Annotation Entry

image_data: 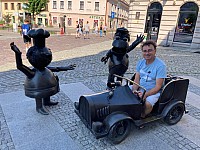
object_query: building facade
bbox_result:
[48,0,129,29]
[128,0,200,49]
[0,0,129,30]
[1,0,24,24]
[0,0,49,27]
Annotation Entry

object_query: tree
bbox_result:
[3,14,12,25]
[23,0,48,24]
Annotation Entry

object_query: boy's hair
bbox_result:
[24,19,29,23]
[141,40,157,50]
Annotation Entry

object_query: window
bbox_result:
[79,19,83,26]
[68,1,72,9]
[53,1,57,9]
[174,2,199,43]
[68,18,72,26]
[135,12,140,20]
[95,2,99,11]
[80,1,84,10]
[17,3,21,10]
[4,3,8,10]
[53,17,57,24]
[60,1,64,9]
[11,3,14,10]
[45,4,48,11]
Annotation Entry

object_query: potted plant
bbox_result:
[0,20,5,27]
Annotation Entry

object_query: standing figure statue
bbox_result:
[10,29,76,115]
[101,27,144,85]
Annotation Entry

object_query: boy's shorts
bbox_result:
[23,35,31,43]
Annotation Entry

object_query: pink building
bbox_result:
[48,0,129,29]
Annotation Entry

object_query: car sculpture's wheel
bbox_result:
[108,119,131,144]
[164,103,184,125]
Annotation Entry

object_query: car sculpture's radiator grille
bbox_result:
[79,97,92,127]
[97,106,110,118]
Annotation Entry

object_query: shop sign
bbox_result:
[111,11,115,19]
[133,2,140,5]
[90,16,101,19]
[39,14,47,17]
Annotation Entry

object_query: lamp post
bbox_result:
[105,0,108,26]
[16,3,19,25]
[49,13,52,26]
[63,15,66,34]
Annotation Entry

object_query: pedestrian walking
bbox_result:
[79,23,83,37]
[103,24,108,36]
[84,21,90,39]
[95,24,98,36]
[99,24,103,37]
[20,19,32,52]
[75,21,80,38]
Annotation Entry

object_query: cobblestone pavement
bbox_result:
[0,30,200,150]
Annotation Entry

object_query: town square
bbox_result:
[0,27,199,150]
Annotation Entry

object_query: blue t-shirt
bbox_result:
[136,57,167,92]
[21,24,31,35]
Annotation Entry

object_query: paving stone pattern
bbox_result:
[0,33,200,149]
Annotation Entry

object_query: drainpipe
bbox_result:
[105,0,108,26]
[163,31,170,47]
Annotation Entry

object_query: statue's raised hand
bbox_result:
[101,56,108,64]
[10,42,22,54]
[136,34,145,43]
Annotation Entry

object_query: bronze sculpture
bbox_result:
[101,27,144,84]
[10,28,76,115]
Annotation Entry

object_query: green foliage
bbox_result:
[0,20,4,24]
[23,0,48,21]
[3,14,12,24]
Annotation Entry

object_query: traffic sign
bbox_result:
[111,12,115,19]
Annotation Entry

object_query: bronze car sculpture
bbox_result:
[74,74,189,144]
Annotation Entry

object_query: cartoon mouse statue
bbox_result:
[10,28,76,115]
[101,27,144,85]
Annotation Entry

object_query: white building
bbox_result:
[128,0,200,49]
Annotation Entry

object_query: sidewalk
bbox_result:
[0,32,200,150]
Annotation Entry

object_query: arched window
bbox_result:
[174,2,199,43]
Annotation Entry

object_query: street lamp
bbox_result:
[16,3,19,25]
[49,13,52,26]
[63,15,66,34]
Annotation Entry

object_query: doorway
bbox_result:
[173,2,199,43]
[144,2,163,42]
